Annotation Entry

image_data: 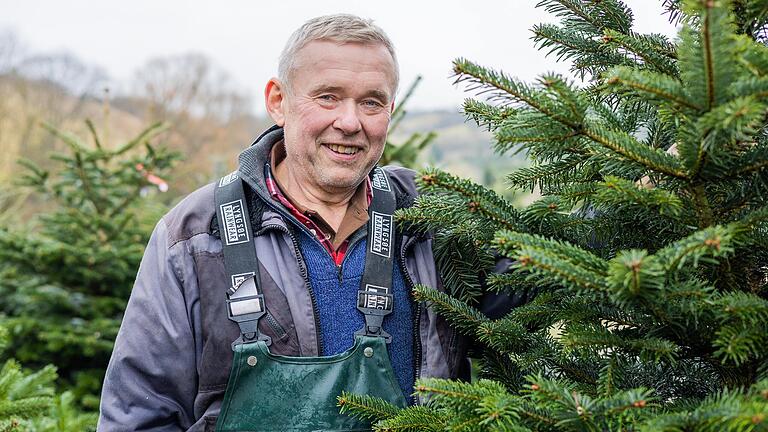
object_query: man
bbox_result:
[98,14,467,431]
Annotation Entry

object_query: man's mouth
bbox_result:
[326,144,360,155]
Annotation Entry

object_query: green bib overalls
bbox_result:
[213,168,407,432]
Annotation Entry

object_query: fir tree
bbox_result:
[0,325,54,432]
[341,0,768,430]
[0,120,180,409]
[0,325,95,431]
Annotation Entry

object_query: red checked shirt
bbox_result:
[264,142,372,266]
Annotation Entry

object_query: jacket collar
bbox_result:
[237,125,284,203]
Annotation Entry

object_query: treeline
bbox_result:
[0,30,271,225]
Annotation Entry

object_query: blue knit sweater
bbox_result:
[298,231,414,400]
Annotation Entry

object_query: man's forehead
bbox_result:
[290,40,397,96]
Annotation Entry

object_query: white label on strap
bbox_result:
[219,199,250,245]
[370,211,393,258]
[231,272,256,292]
[371,168,391,191]
[219,171,239,187]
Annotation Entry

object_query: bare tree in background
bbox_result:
[0,30,110,222]
[1,33,264,207]
[132,53,250,124]
[130,53,258,189]
[0,29,23,73]
[0,30,25,221]
[17,52,108,118]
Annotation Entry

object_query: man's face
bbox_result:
[268,40,396,194]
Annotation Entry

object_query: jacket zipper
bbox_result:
[260,222,324,356]
[265,310,287,340]
[258,194,366,356]
[399,235,422,405]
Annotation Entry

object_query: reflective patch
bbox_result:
[219,199,250,245]
[370,211,393,258]
[229,297,262,316]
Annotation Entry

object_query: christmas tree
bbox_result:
[0,324,96,431]
[340,0,768,430]
[0,121,179,410]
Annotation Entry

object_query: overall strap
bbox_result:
[356,167,397,343]
[214,170,271,349]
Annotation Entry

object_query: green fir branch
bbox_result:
[373,406,445,432]
[713,322,768,366]
[476,318,533,354]
[113,122,169,156]
[462,99,517,132]
[598,356,619,397]
[412,285,489,336]
[603,66,699,110]
[84,119,103,151]
[595,175,684,217]
[733,146,768,176]
[417,168,521,231]
[605,249,666,302]
[453,59,579,127]
[337,392,401,423]
[561,324,680,363]
[433,226,495,302]
[602,29,679,75]
[583,122,689,179]
[655,224,739,271]
[507,155,590,192]
[493,115,582,156]
[494,230,609,275]
[535,0,633,34]
[702,0,718,109]
[532,23,633,79]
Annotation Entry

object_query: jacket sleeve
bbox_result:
[98,220,198,431]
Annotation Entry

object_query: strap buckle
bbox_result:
[227,294,272,349]
[355,286,393,343]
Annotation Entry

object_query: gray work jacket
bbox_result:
[97,127,466,431]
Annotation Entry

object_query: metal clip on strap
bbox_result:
[355,288,394,343]
[227,294,272,349]
[215,171,271,350]
[355,167,397,343]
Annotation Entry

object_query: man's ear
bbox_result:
[265,78,286,127]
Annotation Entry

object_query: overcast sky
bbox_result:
[0,1,678,114]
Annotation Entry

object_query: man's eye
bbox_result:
[362,100,383,108]
[317,95,336,102]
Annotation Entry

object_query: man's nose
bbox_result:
[333,99,362,135]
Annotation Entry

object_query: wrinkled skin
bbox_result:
[265,40,397,227]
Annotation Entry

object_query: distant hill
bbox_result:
[389,109,527,188]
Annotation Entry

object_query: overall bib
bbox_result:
[213,168,407,432]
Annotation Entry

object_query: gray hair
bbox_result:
[278,14,399,93]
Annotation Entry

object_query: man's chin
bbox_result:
[317,171,367,192]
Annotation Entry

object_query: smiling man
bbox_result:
[98,14,466,431]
